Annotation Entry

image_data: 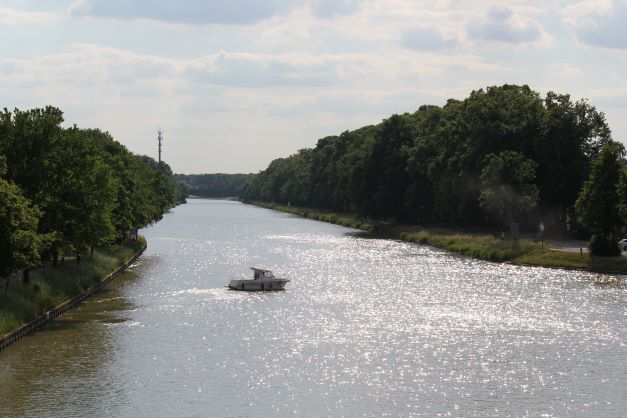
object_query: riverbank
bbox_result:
[0,238,146,339]
[254,202,627,275]
[254,201,375,232]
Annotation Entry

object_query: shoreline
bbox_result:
[251,201,627,275]
[0,239,147,351]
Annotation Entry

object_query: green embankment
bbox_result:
[398,229,541,262]
[255,202,375,232]
[256,202,627,274]
[0,238,145,335]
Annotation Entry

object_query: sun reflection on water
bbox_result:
[0,200,624,417]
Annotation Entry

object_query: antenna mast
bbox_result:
[158,128,163,163]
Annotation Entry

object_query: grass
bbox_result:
[399,229,542,262]
[255,202,375,232]
[399,229,627,273]
[0,238,145,336]
[515,250,627,273]
[253,201,627,274]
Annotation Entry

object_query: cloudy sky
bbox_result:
[1,0,626,173]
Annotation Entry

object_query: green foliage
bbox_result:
[0,240,144,335]
[588,233,621,256]
[44,128,117,253]
[0,106,183,277]
[0,176,41,277]
[245,85,614,234]
[174,173,254,197]
[575,143,626,255]
[479,151,539,225]
[538,93,612,211]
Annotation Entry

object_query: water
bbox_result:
[1,199,625,417]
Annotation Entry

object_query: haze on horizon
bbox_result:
[1,0,626,174]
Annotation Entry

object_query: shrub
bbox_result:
[589,233,621,256]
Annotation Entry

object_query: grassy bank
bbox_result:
[0,238,145,335]
[255,202,375,232]
[401,229,627,273]
[254,202,627,274]
[514,250,627,272]
[399,229,542,262]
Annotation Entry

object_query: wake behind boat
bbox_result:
[228,267,290,291]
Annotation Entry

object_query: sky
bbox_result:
[1,0,626,174]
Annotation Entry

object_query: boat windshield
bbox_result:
[251,268,275,279]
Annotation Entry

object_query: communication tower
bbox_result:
[158,128,163,163]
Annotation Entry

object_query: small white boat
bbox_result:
[228,267,290,291]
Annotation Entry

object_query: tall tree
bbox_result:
[575,143,626,256]
[536,93,612,219]
[362,114,415,219]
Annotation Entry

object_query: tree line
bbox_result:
[243,85,627,255]
[0,106,185,279]
[174,173,254,198]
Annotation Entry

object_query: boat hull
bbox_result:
[228,278,289,291]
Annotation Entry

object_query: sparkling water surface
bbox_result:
[0,199,625,417]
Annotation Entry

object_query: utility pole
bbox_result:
[158,128,163,163]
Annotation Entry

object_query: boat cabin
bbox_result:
[251,267,275,280]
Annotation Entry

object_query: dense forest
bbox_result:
[174,173,254,198]
[244,85,627,247]
[0,106,184,279]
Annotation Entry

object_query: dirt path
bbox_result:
[549,239,589,253]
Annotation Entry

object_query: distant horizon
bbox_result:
[2,1,627,174]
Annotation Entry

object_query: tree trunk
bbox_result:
[22,269,30,285]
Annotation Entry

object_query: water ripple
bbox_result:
[1,199,624,418]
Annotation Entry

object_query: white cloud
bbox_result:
[551,63,584,78]
[400,26,459,51]
[0,42,509,172]
[2,0,626,171]
[467,6,547,44]
[70,0,282,24]
[0,5,56,24]
[68,0,364,25]
[308,0,363,18]
[0,44,178,88]
[562,0,627,50]
[0,44,498,91]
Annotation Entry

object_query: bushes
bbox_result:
[589,233,621,257]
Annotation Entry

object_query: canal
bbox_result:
[0,199,625,416]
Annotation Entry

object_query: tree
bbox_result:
[362,114,415,219]
[535,93,612,223]
[243,84,616,233]
[0,106,64,201]
[0,105,184,272]
[575,143,626,256]
[0,157,41,278]
[479,151,539,226]
[42,129,116,260]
